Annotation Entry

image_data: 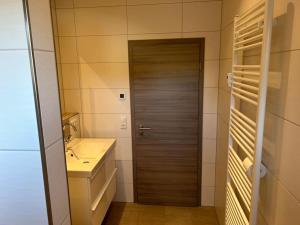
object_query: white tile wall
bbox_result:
[82,114,131,138]
[75,7,127,36]
[183,1,222,32]
[114,138,133,160]
[79,63,129,89]
[203,88,218,114]
[203,114,218,139]
[46,140,70,225]
[55,0,221,205]
[81,89,130,113]
[74,0,126,7]
[0,0,28,49]
[0,151,49,225]
[28,0,55,51]
[62,64,80,89]
[56,9,76,36]
[202,139,217,163]
[34,51,62,148]
[116,160,134,184]
[0,50,40,150]
[77,35,128,63]
[64,89,82,112]
[127,4,182,34]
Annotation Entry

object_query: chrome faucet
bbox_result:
[63,122,78,145]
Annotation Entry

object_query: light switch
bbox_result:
[120,116,127,129]
[119,93,126,100]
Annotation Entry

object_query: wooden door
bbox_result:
[129,39,204,206]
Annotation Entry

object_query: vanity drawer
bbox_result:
[105,150,115,178]
[91,170,117,225]
[90,164,106,204]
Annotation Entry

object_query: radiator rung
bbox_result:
[232,92,258,106]
[230,128,254,160]
[231,108,256,128]
[234,34,263,47]
[234,42,263,51]
[236,0,265,23]
[233,76,259,84]
[233,70,261,76]
[233,82,259,92]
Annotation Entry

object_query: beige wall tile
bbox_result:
[0,0,27,49]
[77,35,128,63]
[59,37,78,63]
[114,182,134,202]
[115,138,133,160]
[218,58,232,92]
[74,0,126,7]
[81,89,130,113]
[183,31,220,60]
[259,172,300,225]
[46,139,70,225]
[128,0,180,5]
[127,4,182,34]
[183,1,221,32]
[55,0,74,9]
[267,50,300,125]
[128,33,182,40]
[116,160,133,184]
[203,114,217,139]
[28,0,54,51]
[204,60,219,88]
[56,9,76,36]
[202,139,217,163]
[34,51,62,148]
[263,113,300,201]
[79,63,129,89]
[271,0,300,52]
[62,64,80,89]
[203,88,218,114]
[201,186,215,206]
[82,114,131,138]
[202,163,216,187]
[64,90,82,112]
[75,7,127,36]
[61,215,71,225]
[220,24,233,60]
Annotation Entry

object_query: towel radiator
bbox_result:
[225,0,274,224]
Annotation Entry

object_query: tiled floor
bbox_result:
[102,203,219,225]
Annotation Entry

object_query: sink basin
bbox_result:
[66,138,116,177]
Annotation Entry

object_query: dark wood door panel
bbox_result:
[129,39,204,206]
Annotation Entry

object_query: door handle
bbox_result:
[139,125,152,135]
[139,127,152,130]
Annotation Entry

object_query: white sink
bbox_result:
[66,138,116,177]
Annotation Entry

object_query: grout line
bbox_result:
[56,0,222,10]
[0,149,40,152]
[57,30,221,38]
[266,110,300,128]
[44,137,63,151]
[0,48,31,51]
[71,0,84,118]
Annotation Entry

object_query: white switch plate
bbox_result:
[120,116,127,129]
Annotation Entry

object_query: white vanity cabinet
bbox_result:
[67,141,117,225]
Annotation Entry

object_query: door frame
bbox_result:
[128,38,205,206]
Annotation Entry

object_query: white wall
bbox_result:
[215,0,300,224]
[0,0,48,224]
[0,0,71,225]
[55,0,222,205]
[27,0,71,224]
